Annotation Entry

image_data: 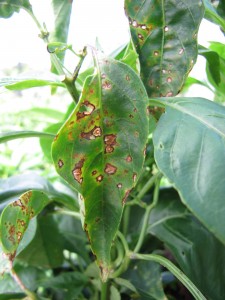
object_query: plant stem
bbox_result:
[11,266,37,300]
[62,47,87,103]
[133,178,161,253]
[101,281,110,300]
[127,172,162,207]
[54,209,81,219]
[129,253,207,300]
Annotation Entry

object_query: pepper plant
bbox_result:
[0,0,225,299]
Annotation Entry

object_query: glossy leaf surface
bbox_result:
[149,188,225,300]
[52,56,149,279]
[0,0,32,18]
[153,97,225,245]
[0,190,49,259]
[124,0,204,97]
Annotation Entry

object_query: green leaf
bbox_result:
[0,190,49,259]
[0,0,32,18]
[0,131,55,144]
[204,42,225,102]
[124,0,204,97]
[52,55,149,280]
[0,172,79,212]
[50,0,73,74]
[199,45,221,85]
[152,97,225,245]
[203,0,225,31]
[41,271,88,300]
[148,188,225,300]
[0,76,65,90]
[122,260,166,300]
[17,215,64,268]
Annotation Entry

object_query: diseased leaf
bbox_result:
[0,0,32,18]
[124,0,204,97]
[52,55,149,280]
[0,190,49,259]
[152,97,225,245]
[149,188,225,300]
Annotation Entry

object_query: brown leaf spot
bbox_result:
[68,131,73,141]
[138,33,144,40]
[102,80,112,90]
[81,126,102,140]
[95,217,101,223]
[92,170,97,176]
[122,190,131,205]
[72,159,85,184]
[17,231,22,242]
[126,75,130,81]
[92,127,102,137]
[17,219,26,227]
[69,121,75,128]
[117,183,122,189]
[54,134,58,141]
[58,159,64,168]
[133,173,137,182]
[104,134,117,153]
[8,225,15,237]
[96,175,104,182]
[104,163,117,175]
[126,155,133,162]
[129,114,134,118]
[77,101,95,120]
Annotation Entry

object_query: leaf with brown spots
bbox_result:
[124,0,204,97]
[51,53,149,281]
[0,190,49,260]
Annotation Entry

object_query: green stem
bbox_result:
[101,281,110,300]
[129,253,207,300]
[63,47,87,103]
[127,172,162,207]
[133,178,161,253]
[110,231,130,279]
[24,9,65,75]
[122,206,130,237]
[54,209,81,220]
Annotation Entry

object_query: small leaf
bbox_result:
[0,190,49,259]
[152,97,225,245]
[52,55,149,280]
[0,0,32,18]
[0,76,65,90]
[124,0,204,97]
[50,0,73,74]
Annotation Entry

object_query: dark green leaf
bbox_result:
[0,190,49,258]
[41,271,88,300]
[122,260,166,300]
[124,0,204,97]
[149,188,225,300]
[17,215,64,268]
[217,0,225,19]
[50,0,73,74]
[153,97,225,245]
[0,131,54,144]
[0,0,32,18]
[52,55,149,280]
